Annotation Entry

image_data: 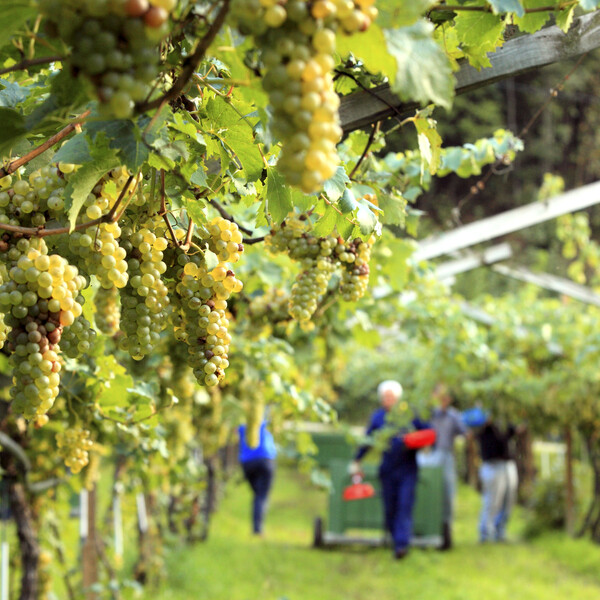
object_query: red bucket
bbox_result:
[403,429,437,449]
[343,474,376,501]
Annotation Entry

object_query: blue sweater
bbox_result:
[356,408,430,475]
[238,422,277,463]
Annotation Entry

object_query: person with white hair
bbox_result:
[351,380,430,559]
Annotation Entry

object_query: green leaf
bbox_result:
[52,134,91,165]
[0,107,26,154]
[513,0,552,33]
[0,2,37,50]
[487,0,525,16]
[0,79,29,108]
[64,146,120,230]
[190,167,208,187]
[385,21,454,110]
[414,115,442,176]
[339,188,358,214]
[555,5,576,32]
[313,205,339,237]
[336,25,397,84]
[377,0,438,27]
[205,98,263,181]
[454,11,505,69]
[379,192,407,226]
[266,167,292,224]
[336,213,356,240]
[323,166,350,202]
[86,119,149,171]
[356,200,378,236]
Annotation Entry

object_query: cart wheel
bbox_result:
[313,517,324,548]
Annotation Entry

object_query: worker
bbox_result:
[430,383,469,550]
[350,380,430,559]
[238,420,277,536]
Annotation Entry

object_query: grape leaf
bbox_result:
[487,0,525,16]
[378,192,407,226]
[312,205,339,237]
[64,144,120,230]
[336,25,397,83]
[0,107,26,154]
[0,79,29,108]
[513,0,552,33]
[414,115,442,176]
[339,188,358,214]
[555,5,576,32]
[266,167,292,224]
[323,166,350,202]
[0,2,37,50]
[52,134,92,165]
[454,11,505,69]
[385,21,454,110]
[377,0,437,27]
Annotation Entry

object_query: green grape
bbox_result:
[56,427,94,473]
[94,286,121,335]
[38,0,174,118]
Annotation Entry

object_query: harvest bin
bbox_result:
[311,433,444,549]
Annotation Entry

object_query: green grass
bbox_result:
[125,462,600,600]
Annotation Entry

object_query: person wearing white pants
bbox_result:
[476,420,518,542]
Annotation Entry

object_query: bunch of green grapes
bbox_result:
[56,426,94,473]
[118,217,170,359]
[68,167,132,289]
[0,165,73,230]
[289,255,336,321]
[93,286,121,335]
[60,315,97,359]
[230,0,377,192]
[38,0,176,118]
[248,288,290,326]
[0,238,86,419]
[204,217,244,263]
[170,220,244,387]
[339,236,373,301]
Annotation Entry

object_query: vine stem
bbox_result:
[0,55,63,76]
[159,169,180,247]
[135,0,231,113]
[349,121,380,180]
[0,109,91,178]
[0,174,136,238]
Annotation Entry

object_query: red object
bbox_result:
[403,429,437,449]
[343,474,376,501]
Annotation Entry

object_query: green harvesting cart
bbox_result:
[311,431,445,549]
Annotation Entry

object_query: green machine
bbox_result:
[311,431,445,548]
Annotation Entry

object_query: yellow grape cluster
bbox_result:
[93,286,121,335]
[339,237,372,301]
[56,426,94,474]
[267,213,374,322]
[68,167,131,289]
[248,288,290,327]
[119,217,170,360]
[172,217,244,387]
[0,238,86,419]
[230,0,377,192]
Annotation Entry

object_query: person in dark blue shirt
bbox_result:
[350,380,430,559]
[238,420,277,535]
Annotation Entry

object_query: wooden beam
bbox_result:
[340,11,600,132]
[412,180,600,262]
[492,263,600,307]
[435,243,513,280]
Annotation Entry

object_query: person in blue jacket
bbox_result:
[238,420,277,536]
[350,380,430,559]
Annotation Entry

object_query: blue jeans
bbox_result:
[479,460,518,542]
[242,458,275,534]
[379,468,418,552]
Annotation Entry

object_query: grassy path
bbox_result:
[133,462,600,600]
